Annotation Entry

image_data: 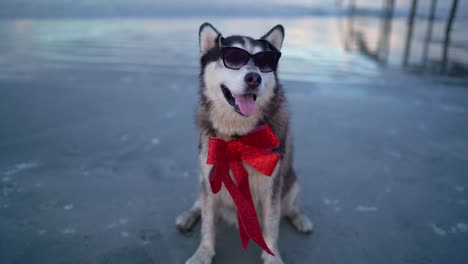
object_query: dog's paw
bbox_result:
[176,210,200,232]
[262,252,284,264]
[185,246,214,264]
[288,213,313,234]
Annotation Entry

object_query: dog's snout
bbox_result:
[244,72,262,90]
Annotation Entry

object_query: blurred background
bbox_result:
[0,0,467,263]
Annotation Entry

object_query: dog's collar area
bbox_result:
[229,135,241,141]
[220,84,257,117]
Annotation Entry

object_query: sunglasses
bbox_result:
[219,37,282,73]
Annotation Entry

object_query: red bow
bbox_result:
[207,124,280,256]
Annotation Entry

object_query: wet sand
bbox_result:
[1,18,468,263]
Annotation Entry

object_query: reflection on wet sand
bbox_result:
[0,17,382,84]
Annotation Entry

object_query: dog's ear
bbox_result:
[261,25,284,50]
[199,23,221,56]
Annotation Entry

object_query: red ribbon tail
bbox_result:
[238,214,249,250]
[224,175,275,256]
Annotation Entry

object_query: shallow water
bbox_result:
[0,17,384,85]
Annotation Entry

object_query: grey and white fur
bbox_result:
[176,23,312,264]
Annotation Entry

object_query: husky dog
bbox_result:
[176,23,312,264]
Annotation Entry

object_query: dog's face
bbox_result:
[199,23,284,127]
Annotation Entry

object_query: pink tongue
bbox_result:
[234,94,256,116]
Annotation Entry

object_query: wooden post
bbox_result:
[442,0,459,74]
[345,0,356,51]
[422,0,437,67]
[377,0,395,64]
[403,0,418,67]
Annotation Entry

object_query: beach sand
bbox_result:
[0,17,467,263]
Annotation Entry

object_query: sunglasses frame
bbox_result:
[218,37,282,73]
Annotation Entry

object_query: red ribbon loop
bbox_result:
[206,124,280,256]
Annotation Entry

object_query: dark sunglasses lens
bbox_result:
[223,48,249,69]
[254,52,280,72]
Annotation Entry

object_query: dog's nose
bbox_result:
[244,72,262,90]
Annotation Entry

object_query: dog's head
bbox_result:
[199,23,284,134]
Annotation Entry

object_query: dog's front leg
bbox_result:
[186,180,216,264]
[261,171,284,264]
